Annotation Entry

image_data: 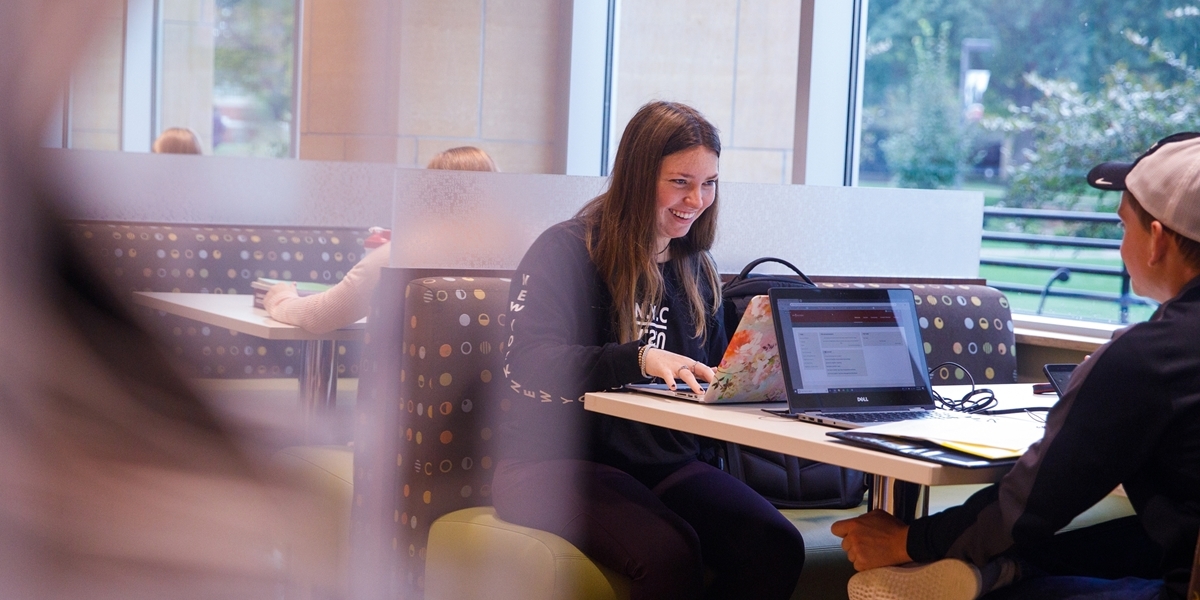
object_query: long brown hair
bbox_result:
[578,101,722,343]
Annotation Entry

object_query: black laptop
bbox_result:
[766,287,973,428]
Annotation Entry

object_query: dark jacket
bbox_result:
[908,275,1200,598]
[499,219,727,486]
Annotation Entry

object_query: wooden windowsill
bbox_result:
[1012,314,1122,353]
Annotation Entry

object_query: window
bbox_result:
[613,0,801,184]
[158,0,217,153]
[858,1,1200,323]
[67,9,125,150]
[211,0,296,157]
[157,0,296,157]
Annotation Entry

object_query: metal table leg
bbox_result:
[871,474,897,512]
[300,338,339,441]
[869,475,930,522]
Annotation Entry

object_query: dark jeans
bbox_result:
[492,458,805,600]
[981,516,1166,600]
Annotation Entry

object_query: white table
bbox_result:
[133,292,366,431]
[585,384,1053,516]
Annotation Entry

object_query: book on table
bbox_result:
[251,277,332,309]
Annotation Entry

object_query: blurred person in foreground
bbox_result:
[0,1,327,597]
[494,101,805,599]
[833,133,1200,600]
[152,126,203,154]
[262,145,498,333]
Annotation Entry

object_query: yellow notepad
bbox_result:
[852,416,1043,459]
[936,440,1025,460]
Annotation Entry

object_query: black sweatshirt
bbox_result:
[499,219,727,486]
[907,275,1200,599]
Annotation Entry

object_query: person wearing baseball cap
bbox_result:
[1088,132,1200,302]
[831,132,1200,600]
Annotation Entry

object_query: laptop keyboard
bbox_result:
[826,410,960,423]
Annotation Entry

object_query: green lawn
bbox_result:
[856,179,1150,322]
[979,241,1156,323]
[859,178,1009,205]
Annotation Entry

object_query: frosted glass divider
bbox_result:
[45,149,981,278]
[713,182,983,278]
[49,149,395,228]
[392,170,983,278]
[390,169,605,270]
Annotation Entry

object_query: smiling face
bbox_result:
[654,145,719,257]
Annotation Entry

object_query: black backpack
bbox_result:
[713,257,868,509]
[721,257,816,336]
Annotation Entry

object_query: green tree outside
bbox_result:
[878,19,968,189]
[213,0,295,158]
[860,1,1200,322]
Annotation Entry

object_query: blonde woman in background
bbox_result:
[426,145,498,171]
[152,127,203,154]
[262,146,498,332]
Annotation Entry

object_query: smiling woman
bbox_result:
[492,101,806,600]
[585,101,723,349]
[655,145,719,256]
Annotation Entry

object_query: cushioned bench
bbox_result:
[67,220,371,378]
[271,445,355,599]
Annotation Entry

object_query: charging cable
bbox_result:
[928,361,997,413]
[929,361,1052,418]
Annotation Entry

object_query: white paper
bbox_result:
[854,415,1045,452]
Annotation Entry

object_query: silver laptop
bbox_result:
[767,287,970,428]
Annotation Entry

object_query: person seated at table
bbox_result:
[152,127,203,154]
[494,100,805,600]
[262,146,498,333]
[832,132,1200,600]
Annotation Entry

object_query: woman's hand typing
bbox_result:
[643,347,716,394]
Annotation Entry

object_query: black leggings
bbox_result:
[492,458,805,600]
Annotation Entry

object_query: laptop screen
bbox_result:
[769,287,934,412]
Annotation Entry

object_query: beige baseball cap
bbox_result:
[1087,132,1200,242]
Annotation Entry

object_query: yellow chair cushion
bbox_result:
[270,445,355,598]
[425,506,631,600]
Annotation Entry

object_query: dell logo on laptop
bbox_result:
[856,396,869,403]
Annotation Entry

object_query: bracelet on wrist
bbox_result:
[637,345,650,379]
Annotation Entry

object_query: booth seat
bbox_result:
[66,220,369,379]
[812,280,1019,385]
[338,272,1135,600]
[270,445,355,600]
[425,506,631,600]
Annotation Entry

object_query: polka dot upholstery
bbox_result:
[66,220,369,378]
[352,274,510,598]
[816,282,1017,384]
